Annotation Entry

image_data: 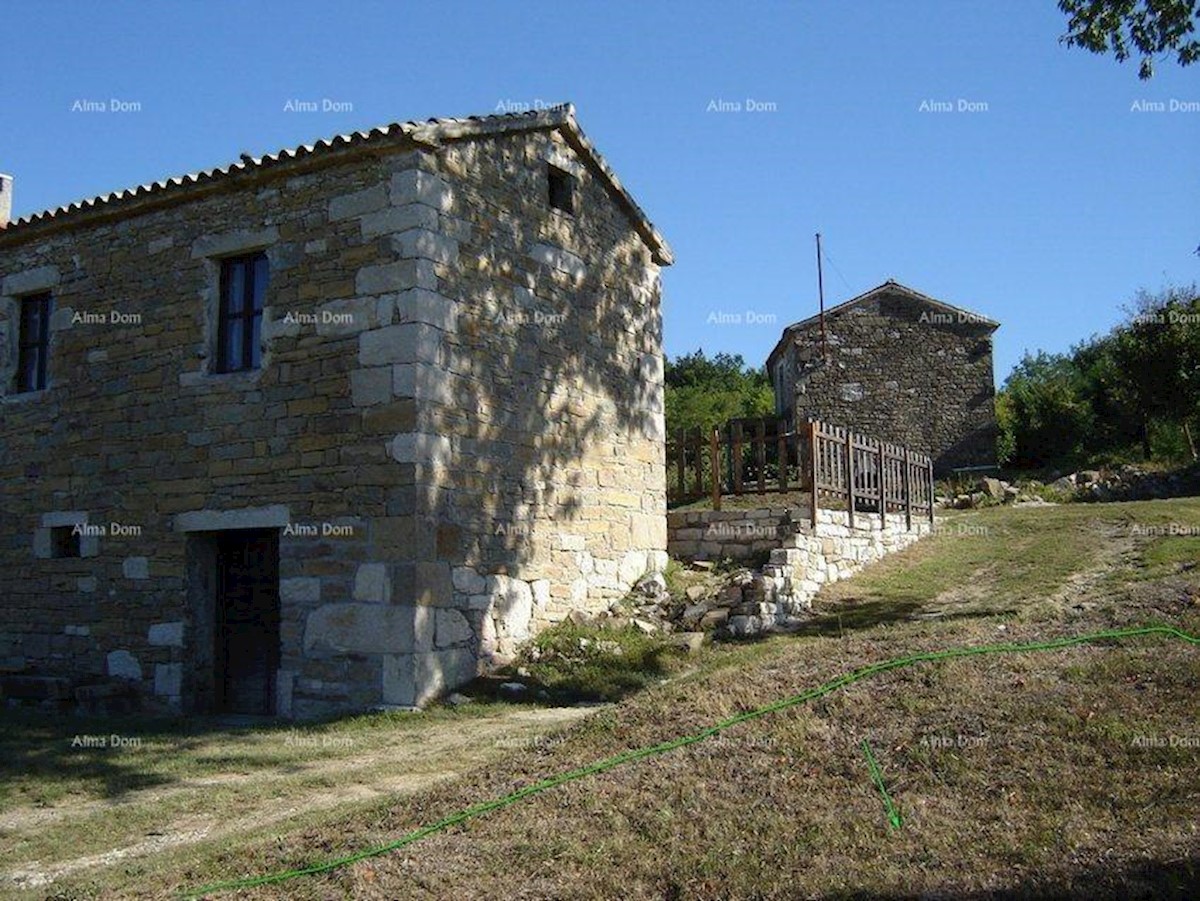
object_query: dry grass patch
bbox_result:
[25,498,1200,899]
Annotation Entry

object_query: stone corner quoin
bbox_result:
[0,115,669,718]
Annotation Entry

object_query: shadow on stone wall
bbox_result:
[934,424,999,475]
[432,223,661,575]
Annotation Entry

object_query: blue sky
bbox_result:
[3,0,1196,384]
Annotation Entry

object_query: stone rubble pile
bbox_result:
[1069,463,1200,502]
[938,463,1200,510]
[560,564,806,643]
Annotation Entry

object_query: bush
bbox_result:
[510,621,680,702]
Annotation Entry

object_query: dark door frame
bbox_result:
[212,529,280,716]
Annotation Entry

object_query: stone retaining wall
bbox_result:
[766,508,931,618]
[666,504,807,562]
[670,503,932,637]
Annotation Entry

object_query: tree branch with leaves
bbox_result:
[1059,0,1200,78]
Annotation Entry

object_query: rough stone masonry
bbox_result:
[768,281,1000,474]
[0,105,672,717]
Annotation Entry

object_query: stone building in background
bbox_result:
[0,105,671,718]
[767,280,999,473]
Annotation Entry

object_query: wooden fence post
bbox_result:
[732,421,744,496]
[748,422,758,496]
[844,428,855,529]
[777,424,789,493]
[808,419,819,527]
[710,427,721,511]
[927,458,935,524]
[878,441,887,527]
[902,447,912,532]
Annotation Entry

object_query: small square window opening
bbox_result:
[548,164,575,215]
[50,526,81,559]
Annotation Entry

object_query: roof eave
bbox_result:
[777,282,999,335]
[0,104,675,266]
[557,108,673,266]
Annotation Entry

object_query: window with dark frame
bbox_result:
[216,252,269,373]
[547,164,575,214]
[16,292,52,393]
[50,526,81,559]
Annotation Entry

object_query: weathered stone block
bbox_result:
[356,261,415,296]
[280,578,321,603]
[175,505,291,532]
[350,367,393,407]
[392,229,459,265]
[387,432,452,467]
[358,322,441,366]
[487,574,532,652]
[392,362,451,403]
[303,603,416,655]
[382,646,475,707]
[154,663,182,697]
[397,562,454,606]
[452,566,486,595]
[435,608,473,647]
[395,288,457,332]
[147,622,184,647]
[360,203,438,238]
[190,227,279,259]
[390,169,453,211]
[328,184,388,221]
[2,265,60,295]
[352,563,391,603]
[107,650,142,681]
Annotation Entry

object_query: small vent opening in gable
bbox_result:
[547,164,575,215]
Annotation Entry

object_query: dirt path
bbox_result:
[1,706,595,892]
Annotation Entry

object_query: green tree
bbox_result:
[1112,284,1200,458]
[995,391,1018,466]
[1071,332,1142,453]
[664,350,774,435]
[998,351,1095,467]
[1059,0,1200,78]
[997,283,1198,470]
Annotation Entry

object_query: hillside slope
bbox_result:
[75,501,1200,899]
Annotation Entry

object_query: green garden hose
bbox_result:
[184,623,1199,898]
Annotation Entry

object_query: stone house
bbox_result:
[0,105,671,718]
[767,280,999,473]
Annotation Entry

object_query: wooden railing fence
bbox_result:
[667,417,934,527]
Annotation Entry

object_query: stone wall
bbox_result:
[777,286,997,473]
[668,503,932,637]
[740,508,931,636]
[765,507,932,618]
[0,121,668,716]
[666,505,804,562]
[417,129,667,670]
[0,151,406,718]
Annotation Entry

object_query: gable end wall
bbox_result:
[778,291,997,472]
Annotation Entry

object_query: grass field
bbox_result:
[5,498,1199,899]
